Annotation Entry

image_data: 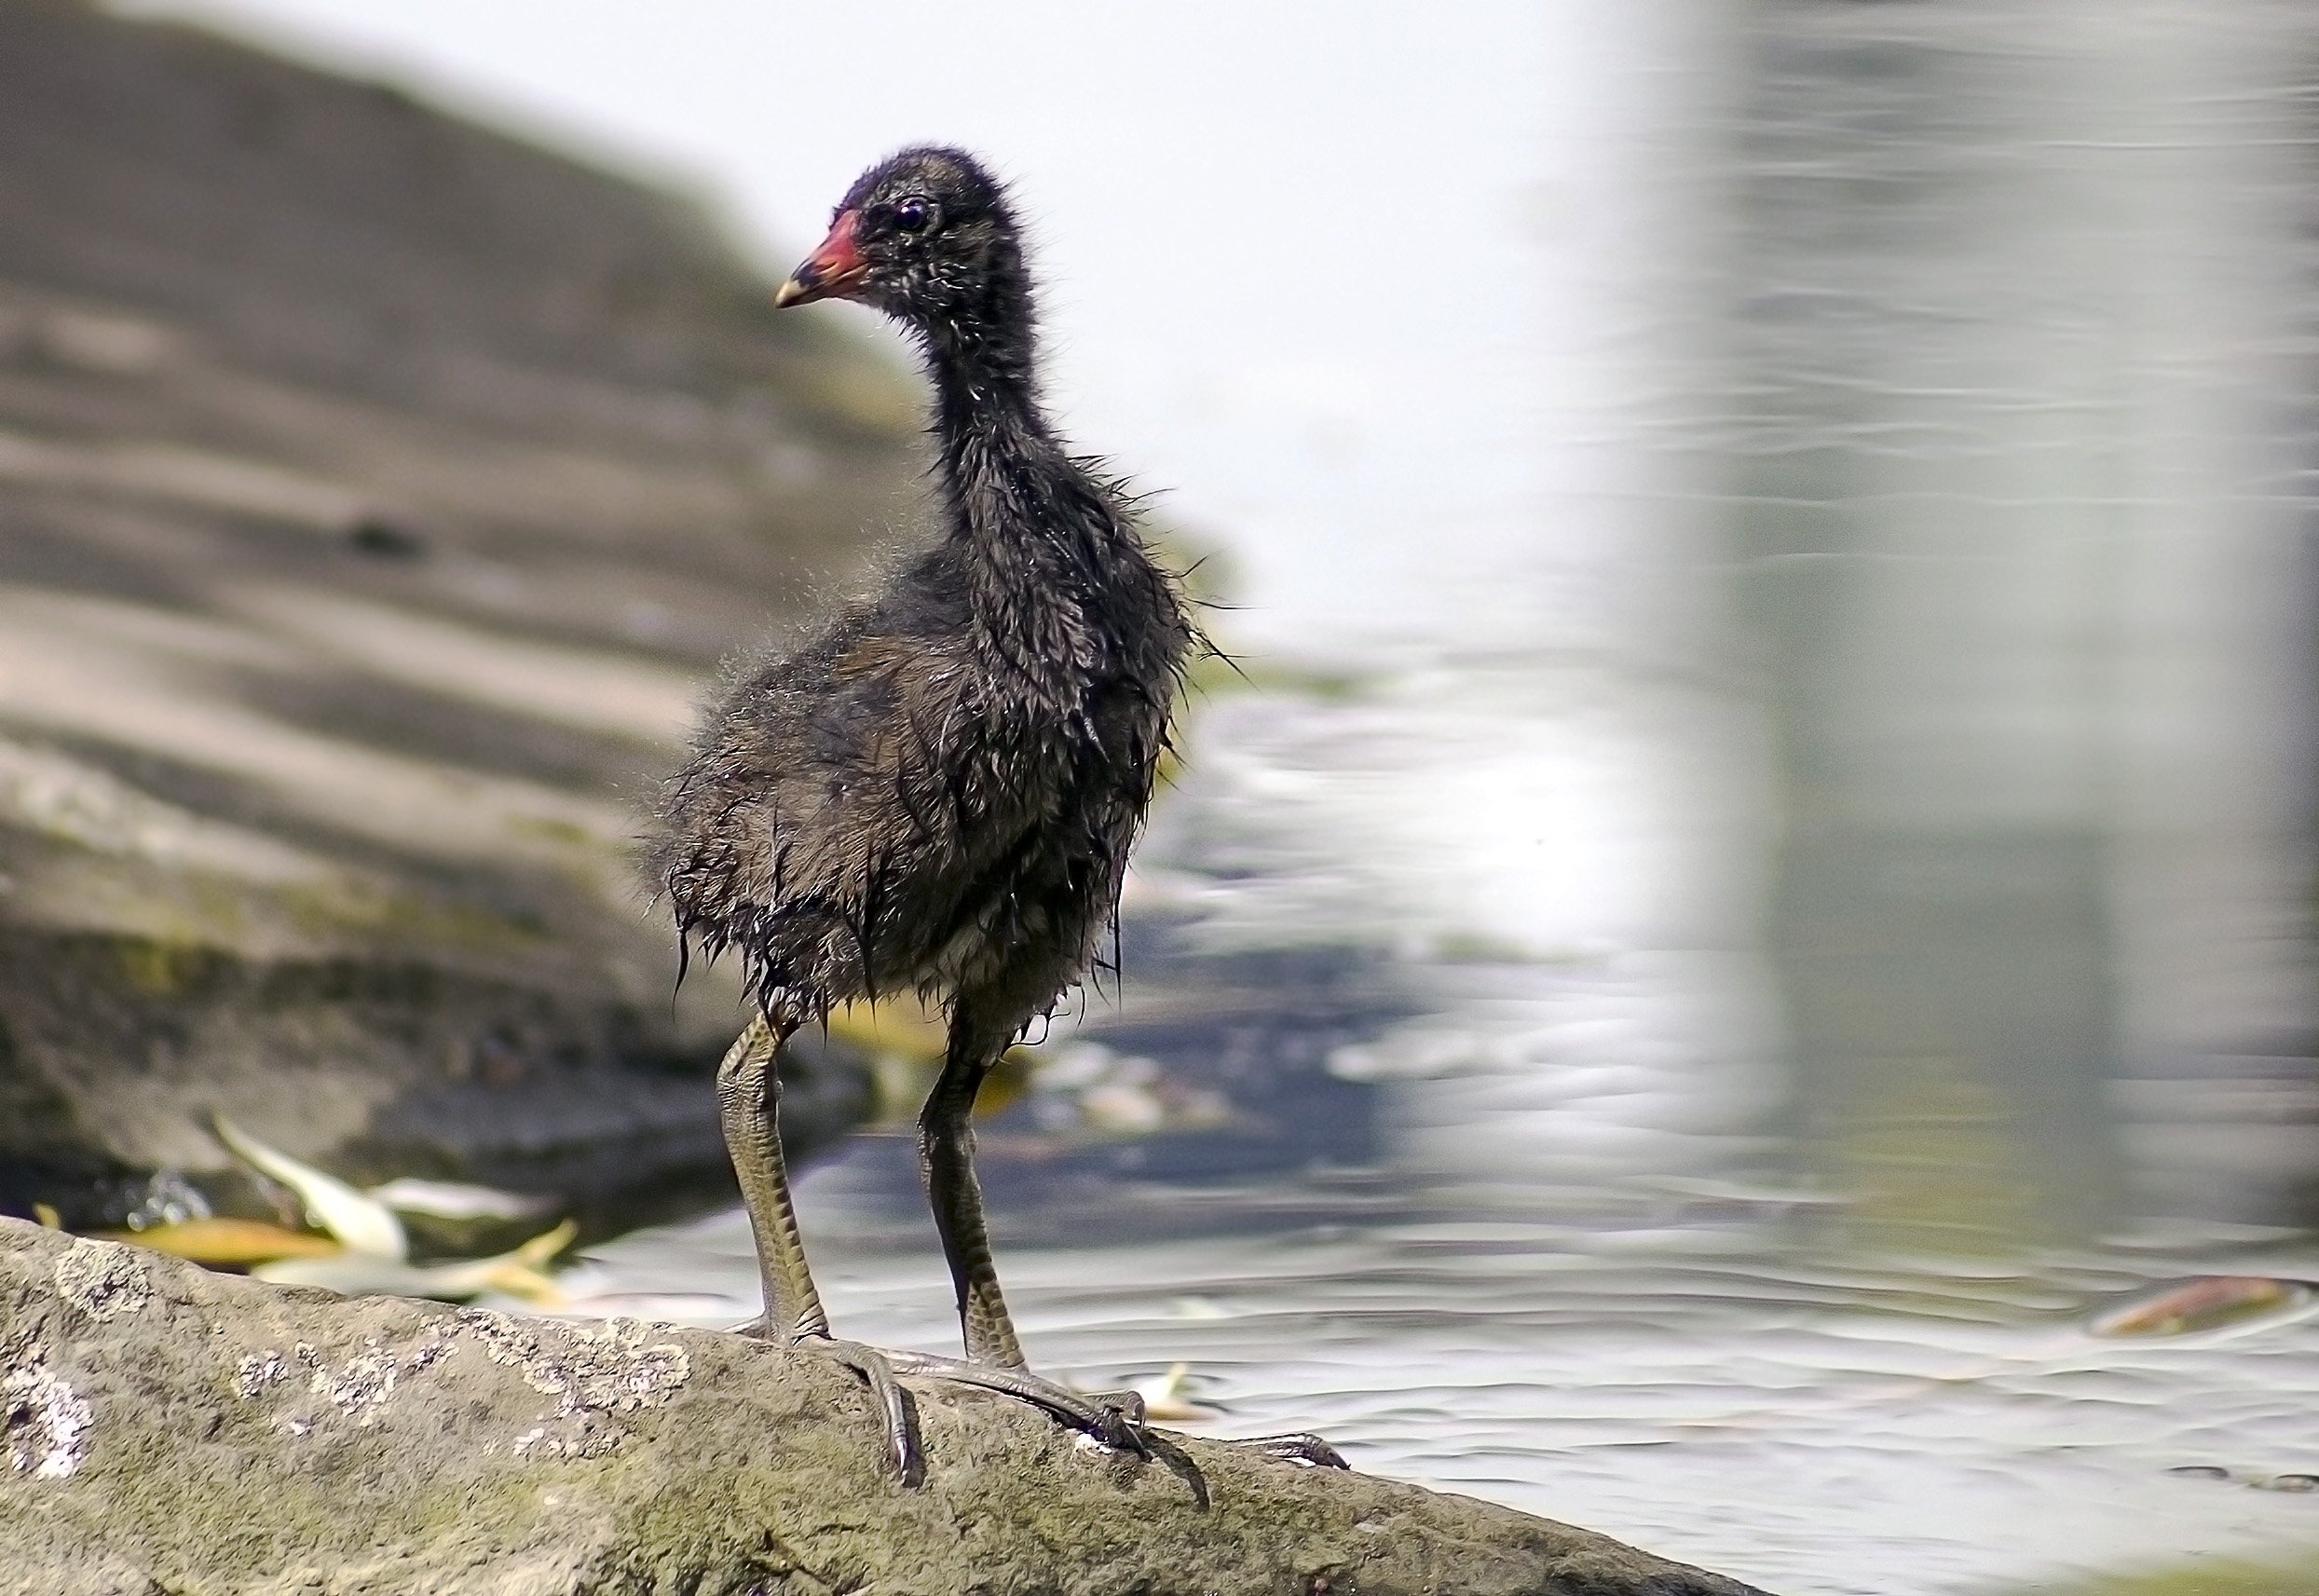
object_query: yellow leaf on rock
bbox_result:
[98,1218,341,1265]
[252,1217,576,1303]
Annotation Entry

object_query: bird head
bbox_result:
[774,146,1026,334]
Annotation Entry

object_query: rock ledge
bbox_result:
[0,1219,1773,1596]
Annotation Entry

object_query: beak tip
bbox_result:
[776,209,866,310]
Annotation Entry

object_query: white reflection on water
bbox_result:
[1162,663,1781,1198]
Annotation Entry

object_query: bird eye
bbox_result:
[893,198,932,233]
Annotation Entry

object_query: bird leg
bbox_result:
[718,1010,1340,1477]
[716,1013,827,1341]
[716,1010,1142,1475]
[918,1012,1026,1371]
[917,996,1352,1474]
[908,999,1155,1451]
[716,1013,920,1480]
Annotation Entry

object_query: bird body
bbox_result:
[659,150,1190,1037]
[660,410,1189,1026]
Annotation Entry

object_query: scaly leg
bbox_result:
[911,993,1151,1450]
[716,1010,1143,1473]
[919,990,1350,1473]
[716,1012,827,1340]
[716,1013,917,1479]
[919,1002,1027,1371]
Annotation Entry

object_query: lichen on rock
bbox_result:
[2,1345,91,1480]
[49,1238,151,1321]
[230,1325,458,1437]
[232,1348,285,1399]
[458,1308,690,1460]
[308,1338,402,1422]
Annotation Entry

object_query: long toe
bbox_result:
[881,1348,1152,1458]
[770,1332,924,1485]
[740,1330,1167,1478]
[1233,1430,1351,1469]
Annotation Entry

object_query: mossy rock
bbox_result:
[0,1220,1777,1596]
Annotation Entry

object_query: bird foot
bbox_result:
[734,1319,1147,1480]
[1228,1431,1350,1469]
[737,1320,926,1484]
[882,1348,1153,1458]
[733,1321,1345,1481]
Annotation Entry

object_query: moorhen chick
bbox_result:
[657,147,1337,1481]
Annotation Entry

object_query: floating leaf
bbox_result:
[252,1218,575,1304]
[365,1178,552,1221]
[211,1112,406,1262]
[2087,1275,2312,1338]
[1132,1362,1210,1423]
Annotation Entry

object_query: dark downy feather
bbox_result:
[651,147,1194,1036]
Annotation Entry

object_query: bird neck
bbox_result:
[923,293,1040,438]
[931,352,1043,461]
[924,333,1125,673]
[928,333,1082,557]
[913,241,1036,401]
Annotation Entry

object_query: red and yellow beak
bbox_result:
[773,209,868,307]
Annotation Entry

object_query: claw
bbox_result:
[826,1337,921,1486]
[739,1324,1335,1482]
[741,1323,926,1484]
[1237,1431,1349,1469]
[1093,1400,1153,1458]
